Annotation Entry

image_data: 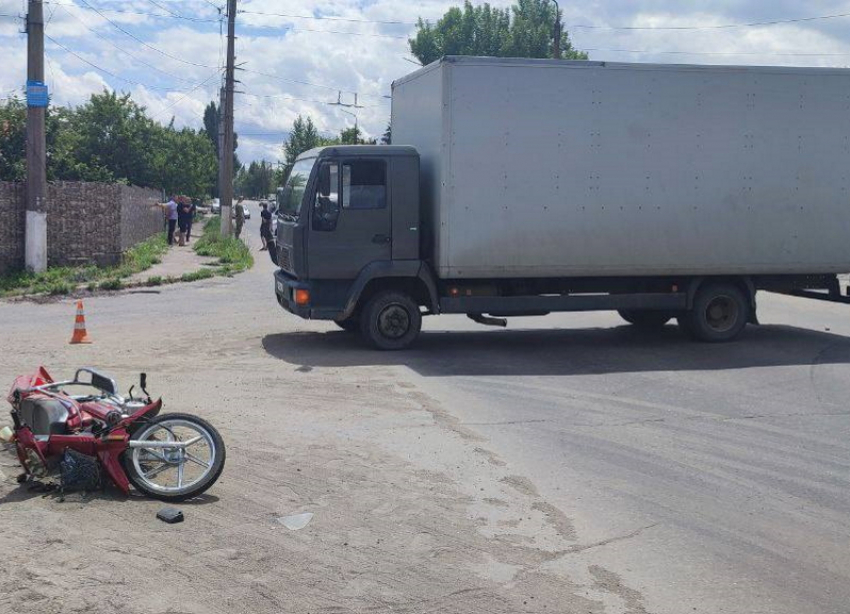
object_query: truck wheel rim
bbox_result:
[705,296,738,333]
[378,304,410,339]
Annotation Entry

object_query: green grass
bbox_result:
[0,232,169,297]
[98,278,123,291]
[0,218,253,298]
[180,268,216,282]
[194,216,254,274]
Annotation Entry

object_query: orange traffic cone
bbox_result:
[70,300,92,344]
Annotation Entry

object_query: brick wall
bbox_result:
[0,182,163,273]
[0,182,25,276]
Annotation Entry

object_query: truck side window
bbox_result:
[312,162,340,231]
[342,160,387,210]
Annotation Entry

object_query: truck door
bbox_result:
[308,158,392,279]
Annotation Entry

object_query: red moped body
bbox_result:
[7,367,162,494]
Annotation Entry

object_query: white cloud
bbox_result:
[4,0,850,162]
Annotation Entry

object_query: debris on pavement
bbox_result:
[276,512,313,530]
[157,507,184,524]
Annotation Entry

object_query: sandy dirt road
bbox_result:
[0,218,632,614]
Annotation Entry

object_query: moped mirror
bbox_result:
[140,373,147,390]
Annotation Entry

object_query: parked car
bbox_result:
[210,198,220,214]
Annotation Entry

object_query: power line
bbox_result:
[146,0,184,19]
[237,9,418,26]
[42,1,220,23]
[241,91,387,107]
[238,67,385,100]
[44,33,197,91]
[73,0,217,68]
[566,12,850,31]
[57,4,195,83]
[583,46,850,57]
[149,69,223,121]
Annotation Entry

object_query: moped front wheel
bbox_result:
[122,413,225,502]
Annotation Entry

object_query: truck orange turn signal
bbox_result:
[295,289,310,306]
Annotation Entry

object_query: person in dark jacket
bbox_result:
[185,199,197,243]
[259,202,272,251]
[176,196,192,246]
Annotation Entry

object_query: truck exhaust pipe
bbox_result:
[468,313,507,328]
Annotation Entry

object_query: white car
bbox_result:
[210,198,220,214]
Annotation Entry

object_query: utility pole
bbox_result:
[552,0,562,60]
[26,0,47,272]
[217,86,225,200]
[220,0,236,237]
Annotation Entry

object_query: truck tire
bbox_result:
[360,291,422,350]
[618,309,671,329]
[680,282,749,342]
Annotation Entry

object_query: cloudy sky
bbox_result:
[2,1,850,164]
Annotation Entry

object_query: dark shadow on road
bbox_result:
[261,324,850,377]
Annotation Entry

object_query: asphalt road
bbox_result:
[275,291,850,614]
[1,221,848,613]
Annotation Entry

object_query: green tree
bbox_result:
[339,125,376,145]
[283,115,323,166]
[0,97,26,181]
[200,100,240,190]
[381,123,391,145]
[409,0,586,65]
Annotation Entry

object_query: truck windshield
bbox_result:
[278,158,314,221]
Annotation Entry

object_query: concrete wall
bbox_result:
[0,182,163,274]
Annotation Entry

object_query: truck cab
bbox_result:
[273,145,438,349]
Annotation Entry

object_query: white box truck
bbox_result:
[273,56,850,349]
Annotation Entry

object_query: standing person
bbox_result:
[234,197,245,240]
[259,202,272,251]
[185,199,197,243]
[161,195,179,245]
[176,196,191,247]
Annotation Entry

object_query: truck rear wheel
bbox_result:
[680,283,749,342]
[360,291,422,350]
[618,309,671,329]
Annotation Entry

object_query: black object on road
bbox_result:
[157,507,184,524]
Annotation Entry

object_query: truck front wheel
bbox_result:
[360,291,422,350]
[680,283,749,342]
[618,309,671,329]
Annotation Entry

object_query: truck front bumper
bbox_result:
[274,270,312,319]
[274,270,344,321]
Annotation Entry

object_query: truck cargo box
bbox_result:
[391,56,850,279]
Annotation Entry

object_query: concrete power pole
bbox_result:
[26,0,47,272]
[217,86,225,201]
[220,0,236,237]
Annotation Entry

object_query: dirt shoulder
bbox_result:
[0,260,640,614]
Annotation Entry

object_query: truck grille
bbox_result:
[279,246,292,271]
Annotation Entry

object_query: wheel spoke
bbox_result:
[177,456,184,488]
[142,462,171,480]
[185,452,211,469]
